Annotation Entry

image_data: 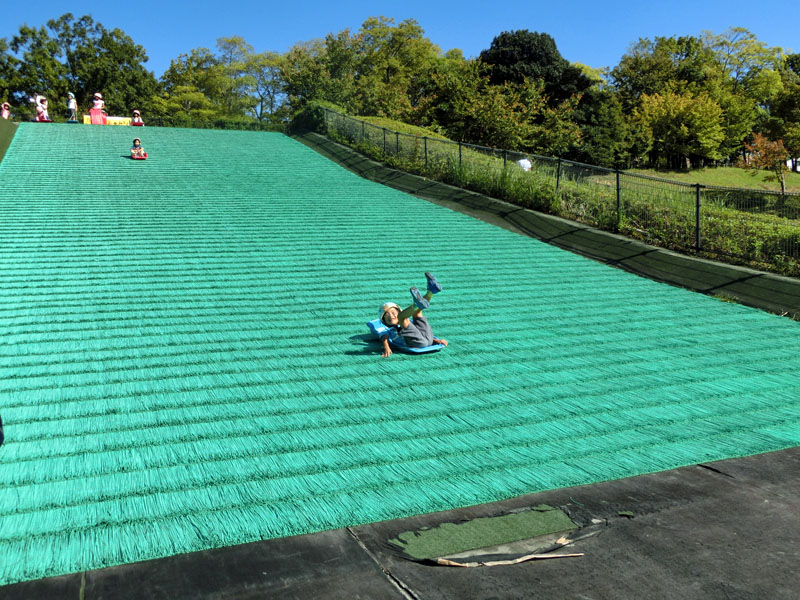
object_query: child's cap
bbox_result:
[67,92,74,98]
[132,138,141,144]
[133,110,140,115]
[94,92,102,99]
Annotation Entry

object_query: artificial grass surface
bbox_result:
[1,123,799,586]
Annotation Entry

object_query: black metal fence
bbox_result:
[322,108,800,277]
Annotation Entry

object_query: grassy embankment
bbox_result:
[0,118,18,164]
[328,112,800,277]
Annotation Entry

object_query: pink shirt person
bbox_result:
[34,96,51,121]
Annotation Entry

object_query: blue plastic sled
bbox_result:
[366,319,444,354]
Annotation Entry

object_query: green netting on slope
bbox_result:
[0,122,799,586]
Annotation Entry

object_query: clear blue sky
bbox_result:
[2,0,796,78]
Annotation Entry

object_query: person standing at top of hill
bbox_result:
[92,93,105,111]
[66,92,77,121]
[32,95,51,122]
[1,102,10,120]
[131,109,144,126]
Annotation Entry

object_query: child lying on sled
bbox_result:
[377,272,448,358]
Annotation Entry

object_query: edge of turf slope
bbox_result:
[293,132,800,321]
[0,123,799,586]
[0,117,17,164]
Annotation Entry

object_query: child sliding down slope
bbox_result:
[377,272,448,358]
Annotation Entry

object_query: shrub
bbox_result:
[289,101,345,134]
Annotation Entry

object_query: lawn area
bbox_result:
[629,166,800,193]
[356,115,450,140]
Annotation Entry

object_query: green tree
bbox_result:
[611,31,777,165]
[161,48,223,98]
[635,90,725,168]
[281,35,361,113]
[479,30,592,105]
[766,67,800,171]
[215,36,256,117]
[0,38,22,112]
[321,30,360,110]
[281,39,329,110]
[786,53,800,77]
[702,27,784,102]
[415,58,533,148]
[86,26,158,114]
[354,16,441,119]
[416,57,580,154]
[4,13,158,118]
[784,124,800,172]
[280,17,442,121]
[601,35,729,166]
[611,35,717,109]
[8,23,65,117]
[150,85,218,123]
[244,51,287,122]
[158,47,229,121]
[571,87,630,168]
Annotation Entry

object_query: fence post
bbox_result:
[503,149,507,169]
[458,142,462,169]
[361,120,365,140]
[396,132,399,155]
[424,137,428,172]
[556,157,562,192]
[383,128,386,155]
[616,170,621,231]
[695,183,702,251]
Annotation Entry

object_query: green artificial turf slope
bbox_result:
[1,123,799,586]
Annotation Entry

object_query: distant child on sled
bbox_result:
[377,272,448,358]
[130,138,147,159]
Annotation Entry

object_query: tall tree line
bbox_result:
[2,14,798,170]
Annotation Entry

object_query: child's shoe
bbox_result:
[425,272,442,294]
[410,287,430,309]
